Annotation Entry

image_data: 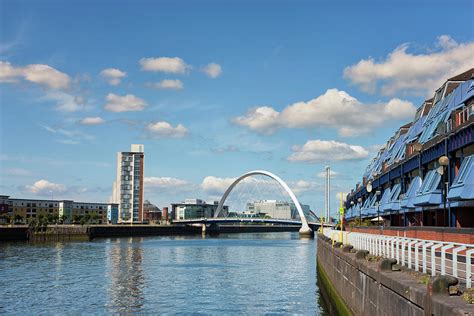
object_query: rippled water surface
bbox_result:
[0,232,329,314]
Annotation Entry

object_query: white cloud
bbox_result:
[0,61,70,89]
[100,68,126,86]
[144,177,190,189]
[146,121,188,138]
[290,180,317,195]
[41,125,94,144]
[25,179,67,195]
[233,89,416,136]
[104,93,147,112]
[233,106,281,135]
[140,57,190,73]
[202,63,222,78]
[288,140,369,163]
[146,79,183,90]
[343,35,474,96]
[43,91,85,112]
[201,176,236,196]
[79,117,105,125]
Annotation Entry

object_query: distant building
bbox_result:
[112,144,145,224]
[8,198,60,221]
[0,195,9,214]
[172,199,229,220]
[107,204,119,224]
[0,196,115,224]
[143,200,161,223]
[162,207,169,221]
[59,201,108,224]
[245,200,311,220]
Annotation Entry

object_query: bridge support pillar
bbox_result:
[299,225,314,238]
[201,224,206,235]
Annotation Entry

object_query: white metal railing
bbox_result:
[320,229,474,288]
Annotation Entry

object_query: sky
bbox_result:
[0,0,473,218]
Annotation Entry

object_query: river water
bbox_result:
[0,232,332,315]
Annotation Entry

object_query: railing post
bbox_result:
[452,245,466,279]
[422,242,434,274]
[441,244,454,275]
[431,244,443,276]
[395,238,401,264]
[401,239,408,267]
[466,249,474,289]
[414,241,424,272]
[407,240,417,269]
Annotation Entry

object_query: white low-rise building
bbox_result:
[245,200,311,220]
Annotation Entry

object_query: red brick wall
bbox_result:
[348,226,474,244]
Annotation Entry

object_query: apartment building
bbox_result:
[345,69,474,228]
[112,144,145,224]
[59,201,110,224]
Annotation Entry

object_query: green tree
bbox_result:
[89,212,100,224]
[0,214,12,225]
[60,214,68,224]
[47,214,57,225]
[14,214,23,224]
[73,214,82,224]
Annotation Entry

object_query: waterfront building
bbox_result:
[7,197,60,222]
[107,203,119,224]
[59,201,109,224]
[162,207,169,221]
[111,144,145,224]
[244,200,311,220]
[0,195,117,224]
[172,199,229,220]
[143,200,161,223]
[345,69,474,228]
[0,195,9,214]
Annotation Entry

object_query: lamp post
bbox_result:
[438,155,449,227]
[350,200,354,221]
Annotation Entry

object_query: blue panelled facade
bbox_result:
[345,69,474,228]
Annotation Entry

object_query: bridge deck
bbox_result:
[174,217,335,228]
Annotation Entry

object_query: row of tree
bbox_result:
[0,212,103,226]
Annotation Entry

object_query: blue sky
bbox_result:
[1,0,473,217]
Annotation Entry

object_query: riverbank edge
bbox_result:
[0,225,300,242]
[316,234,474,315]
[316,256,352,316]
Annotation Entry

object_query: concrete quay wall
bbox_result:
[317,235,474,315]
[0,226,29,241]
[0,224,299,241]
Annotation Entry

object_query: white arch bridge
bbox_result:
[173,170,335,236]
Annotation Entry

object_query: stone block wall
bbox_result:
[317,235,474,315]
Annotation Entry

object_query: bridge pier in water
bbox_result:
[201,223,221,235]
[298,226,314,237]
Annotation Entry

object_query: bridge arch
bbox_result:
[213,170,312,234]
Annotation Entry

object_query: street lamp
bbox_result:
[438,155,449,227]
[350,200,354,222]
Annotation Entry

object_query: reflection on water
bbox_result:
[106,238,144,313]
[0,232,332,314]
